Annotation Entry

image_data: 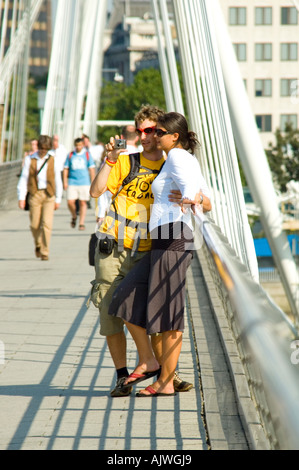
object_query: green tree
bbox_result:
[266,124,299,192]
[98,68,167,142]
[24,82,40,146]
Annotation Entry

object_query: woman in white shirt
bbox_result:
[109,112,211,397]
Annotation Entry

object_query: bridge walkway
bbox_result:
[0,203,255,451]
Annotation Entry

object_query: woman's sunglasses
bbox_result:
[135,126,156,136]
[154,129,171,138]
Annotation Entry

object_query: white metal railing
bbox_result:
[194,209,299,450]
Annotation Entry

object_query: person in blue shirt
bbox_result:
[63,137,96,230]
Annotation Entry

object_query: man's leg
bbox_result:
[95,244,134,396]
[106,330,127,371]
[29,191,43,256]
[78,200,87,228]
[67,199,77,219]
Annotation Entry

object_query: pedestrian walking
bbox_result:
[63,137,96,231]
[17,135,63,261]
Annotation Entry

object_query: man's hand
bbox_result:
[54,203,60,211]
[168,189,182,204]
[105,135,127,162]
[19,200,26,210]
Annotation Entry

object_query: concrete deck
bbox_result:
[0,202,252,451]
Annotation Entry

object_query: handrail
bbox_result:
[194,209,299,450]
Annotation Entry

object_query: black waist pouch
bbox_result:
[99,236,115,255]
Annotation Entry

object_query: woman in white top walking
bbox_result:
[109,112,211,397]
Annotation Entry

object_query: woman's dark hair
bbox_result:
[157,112,200,153]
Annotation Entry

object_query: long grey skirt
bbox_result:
[108,248,193,335]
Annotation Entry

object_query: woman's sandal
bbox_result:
[71,217,77,228]
[125,367,161,387]
[136,385,177,397]
[79,224,85,231]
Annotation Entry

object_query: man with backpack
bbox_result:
[63,137,96,230]
[90,105,210,397]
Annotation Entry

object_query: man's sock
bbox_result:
[117,367,129,379]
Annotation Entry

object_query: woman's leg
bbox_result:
[138,330,183,395]
[124,321,160,385]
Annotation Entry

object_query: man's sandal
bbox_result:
[71,217,77,228]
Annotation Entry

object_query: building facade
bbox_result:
[0,0,52,78]
[103,0,174,83]
[219,0,299,147]
[29,0,52,77]
[104,0,299,148]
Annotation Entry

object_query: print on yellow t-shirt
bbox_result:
[99,153,165,251]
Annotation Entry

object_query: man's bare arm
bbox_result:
[90,137,124,198]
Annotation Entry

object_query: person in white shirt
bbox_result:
[120,124,143,154]
[17,135,63,261]
[82,134,104,170]
[109,112,211,397]
[52,135,68,174]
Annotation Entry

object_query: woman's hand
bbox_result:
[168,189,198,214]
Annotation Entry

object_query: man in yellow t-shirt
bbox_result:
[99,152,164,251]
[90,105,194,397]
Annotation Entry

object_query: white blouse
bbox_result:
[17,152,63,203]
[149,147,210,232]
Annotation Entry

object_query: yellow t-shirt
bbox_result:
[99,153,165,251]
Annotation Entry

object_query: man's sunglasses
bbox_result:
[154,129,171,138]
[136,126,156,136]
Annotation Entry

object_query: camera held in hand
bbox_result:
[115,139,127,150]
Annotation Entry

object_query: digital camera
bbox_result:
[115,139,127,149]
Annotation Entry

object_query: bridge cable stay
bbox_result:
[0,0,44,163]
[159,0,299,447]
[164,0,298,321]
[168,0,259,282]
[41,0,107,150]
[151,0,176,112]
[210,0,299,321]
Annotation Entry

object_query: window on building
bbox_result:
[281,43,298,61]
[255,43,272,61]
[233,43,247,61]
[281,7,298,25]
[280,114,298,130]
[255,7,272,25]
[281,79,299,97]
[255,79,272,97]
[229,7,246,25]
[256,115,272,132]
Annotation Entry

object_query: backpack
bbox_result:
[69,150,90,163]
